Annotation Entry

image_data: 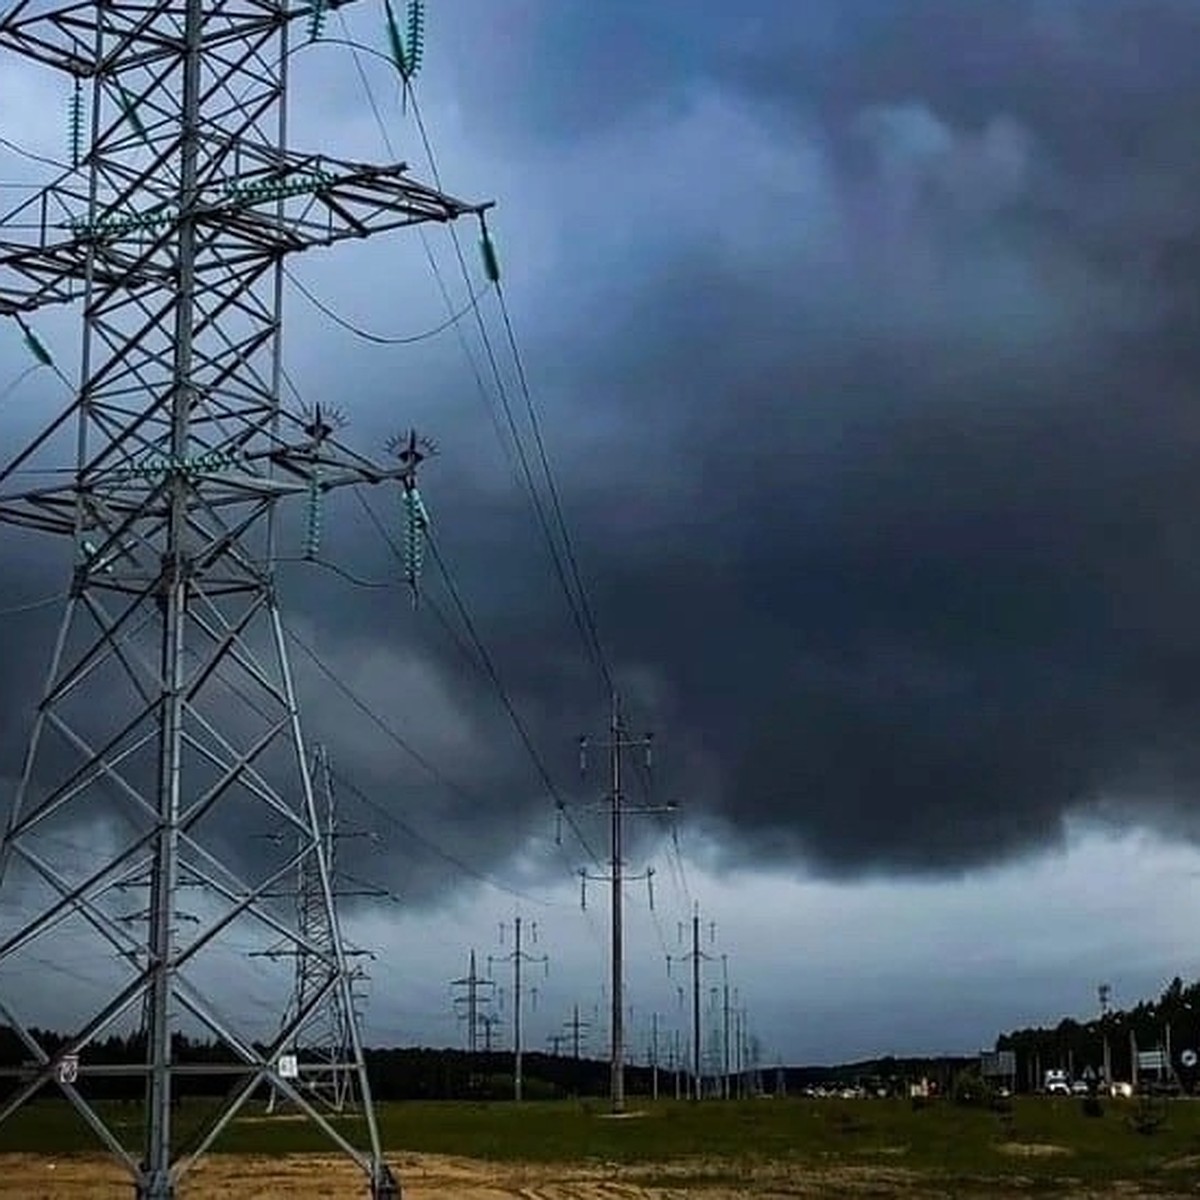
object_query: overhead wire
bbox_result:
[329,766,557,909]
[183,611,555,909]
[326,13,613,700]
[0,590,68,616]
[350,484,605,873]
[349,486,608,945]
[407,89,615,696]
[283,264,493,346]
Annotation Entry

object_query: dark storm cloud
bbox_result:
[328,0,1200,881]
[9,0,1200,896]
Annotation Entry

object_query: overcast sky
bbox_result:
[6,0,1200,1069]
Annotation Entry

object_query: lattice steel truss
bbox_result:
[0,0,487,1194]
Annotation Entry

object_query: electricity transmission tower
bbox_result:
[0,0,488,1191]
[258,744,384,1115]
[451,949,494,1055]
[489,916,547,1103]
[579,693,667,1113]
[668,903,715,1101]
[564,1003,590,1059]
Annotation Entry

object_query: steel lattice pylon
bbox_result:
[0,0,487,1194]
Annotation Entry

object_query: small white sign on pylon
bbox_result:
[56,1055,79,1085]
[278,1054,299,1080]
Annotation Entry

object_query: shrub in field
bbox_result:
[950,1068,994,1108]
[1127,1096,1167,1135]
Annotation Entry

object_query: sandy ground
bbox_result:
[0,1151,1192,1198]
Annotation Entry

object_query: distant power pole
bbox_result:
[489,917,548,1102]
[480,1012,500,1053]
[721,955,732,1100]
[1098,983,1112,1088]
[451,950,495,1054]
[579,693,667,1113]
[547,1034,567,1055]
[565,1004,591,1060]
[669,903,715,1101]
[651,1012,660,1101]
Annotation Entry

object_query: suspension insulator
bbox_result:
[405,0,425,76]
[68,80,84,168]
[304,470,322,559]
[480,224,501,284]
[308,0,327,40]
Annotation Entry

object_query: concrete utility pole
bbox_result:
[452,950,495,1054]
[650,1012,660,1101]
[489,917,548,1102]
[1099,983,1113,1088]
[721,955,732,1100]
[669,903,715,1101]
[579,694,665,1113]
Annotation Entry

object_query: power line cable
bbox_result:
[329,766,557,909]
[284,264,493,346]
[424,528,605,871]
[284,622,485,811]
[350,484,604,873]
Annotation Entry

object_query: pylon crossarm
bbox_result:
[0,0,336,73]
[0,166,488,318]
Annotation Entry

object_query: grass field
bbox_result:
[3,1095,1200,1195]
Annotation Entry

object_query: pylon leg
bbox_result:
[372,1162,401,1199]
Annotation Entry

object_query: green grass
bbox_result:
[4,1096,1200,1192]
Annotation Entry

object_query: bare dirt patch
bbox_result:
[996,1142,1073,1157]
[0,1150,1182,1198]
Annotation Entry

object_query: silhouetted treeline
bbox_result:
[996,975,1200,1091]
[0,1028,670,1102]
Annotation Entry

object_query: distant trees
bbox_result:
[0,1032,621,1102]
[996,975,1200,1091]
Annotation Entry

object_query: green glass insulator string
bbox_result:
[304,469,323,558]
[308,0,327,41]
[68,79,84,168]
